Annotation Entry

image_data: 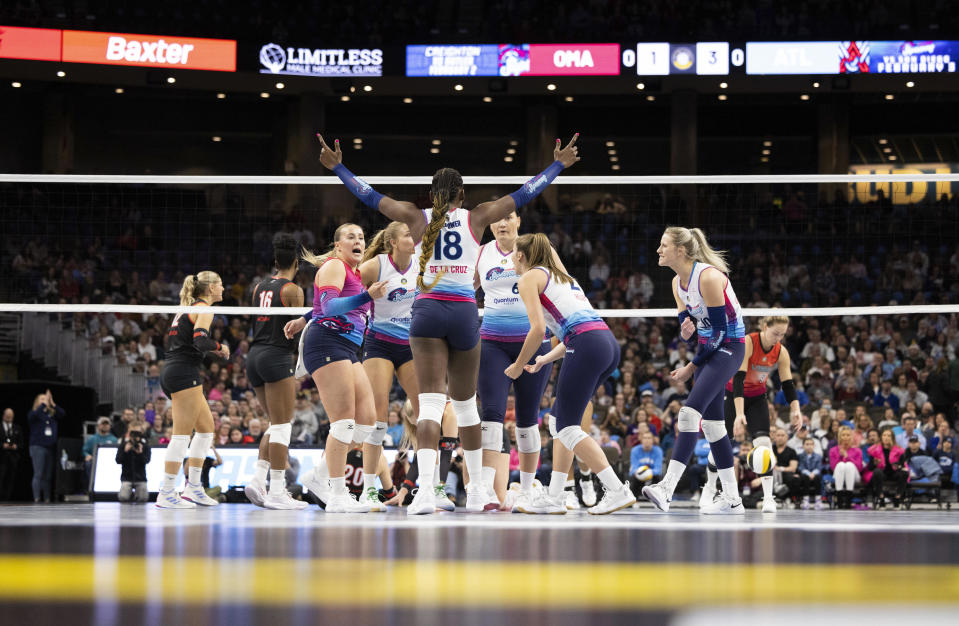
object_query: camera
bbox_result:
[129,430,142,443]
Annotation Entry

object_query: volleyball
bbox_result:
[747,446,777,475]
[634,465,654,482]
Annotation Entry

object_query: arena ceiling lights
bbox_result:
[0,25,236,71]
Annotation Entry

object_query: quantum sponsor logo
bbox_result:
[62,30,236,71]
[259,43,383,76]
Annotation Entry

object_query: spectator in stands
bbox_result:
[112,408,135,439]
[863,353,895,382]
[1,408,25,502]
[829,426,864,509]
[28,390,63,503]
[896,415,926,450]
[810,398,834,430]
[801,329,835,365]
[229,428,244,444]
[864,429,907,508]
[736,440,762,509]
[83,417,118,486]
[852,414,874,447]
[245,418,265,444]
[774,378,809,408]
[900,380,929,409]
[934,438,956,491]
[806,371,834,405]
[116,423,150,503]
[628,431,662,497]
[873,378,900,411]
[599,405,627,441]
[771,427,799,505]
[903,436,941,481]
[215,421,232,447]
[797,437,824,510]
[136,332,157,363]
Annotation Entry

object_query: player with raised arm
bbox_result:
[642,227,748,515]
[157,271,230,509]
[316,132,579,515]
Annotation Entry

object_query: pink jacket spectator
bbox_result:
[829,445,863,472]
[863,443,907,484]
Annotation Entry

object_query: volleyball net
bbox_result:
[1,172,957,414]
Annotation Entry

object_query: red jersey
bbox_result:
[725,332,782,398]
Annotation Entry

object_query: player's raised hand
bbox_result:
[554,133,580,168]
[316,133,343,170]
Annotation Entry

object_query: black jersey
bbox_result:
[252,277,298,352]
[165,304,208,365]
[344,449,365,496]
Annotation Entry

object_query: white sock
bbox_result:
[564,479,575,489]
[188,465,201,486]
[433,460,440,487]
[705,467,718,490]
[481,465,496,488]
[162,473,176,492]
[464,448,483,486]
[549,471,567,498]
[596,466,621,491]
[329,476,346,493]
[416,449,438,490]
[254,460,269,485]
[363,474,376,492]
[662,459,687,497]
[761,475,774,500]
[580,468,592,478]
[520,471,535,492]
[269,469,286,495]
[718,467,739,500]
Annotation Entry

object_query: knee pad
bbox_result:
[557,426,590,451]
[451,395,481,428]
[481,421,504,452]
[677,406,702,433]
[164,434,190,464]
[546,414,558,437]
[352,422,374,444]
[417,393,447,426]
[329,419,356,445]
[752,435,772,450]
[517,425,541,454]
[268,423,292,448]
[366,421,388,446]
[187,432,213,460]
[701,419,727,443]
[706,451,717,473]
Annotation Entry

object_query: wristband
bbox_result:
[509,160,564,208]
[332,163,385,210]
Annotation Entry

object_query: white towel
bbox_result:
[294,319,313,378]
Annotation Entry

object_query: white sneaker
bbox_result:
[642,482,671,512]
[181,483,219,506]
[466,482,491,512]
[434,485,455,511]
[564,489,581,510]
[302,469,331,507]
[264,491,309,510]
[325,488,371,513]
[244,481,266,508]
[580,477,597,507]
[762,497,778,513]
[518,490,567,515]
[814,498,826,511]
[156,489,196,509]
[510,489,532,513]
[501,484,520,512]
[363,487,387,512]
[702,493,746,515]
[407,485,436,515]
[483,482,501,511]
[699,482,718,509]
[588,482,637,515]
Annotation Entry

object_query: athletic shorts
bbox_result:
[246,344,295,387]
[160,360,202,396]
[409,298,480,352]
[302,324,362,373]
[723,392,770,439]
[478,339,552,428]
[363,333,414,369]
[553,329,621,431]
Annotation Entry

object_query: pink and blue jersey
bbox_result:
[534,266,608,343]
[368,252,418,343]
[417,207,482,302]
[678,262,746,345]
[312,258,371,346]
[478,242,530,342]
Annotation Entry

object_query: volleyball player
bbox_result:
[642,227,747,515]
[475,212,553,511]
[157,271,229,509]
[282,224,388,513]
[243,234,308,510]
[385,399,458,510]
[316,132,580,515]
[354,222,421,511]
[508,233,635,515]
[701,315,802,512]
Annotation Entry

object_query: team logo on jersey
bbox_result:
[387,287,411,302]
[486,266,506,281]
[500,258,508,265]
[400,278,408,285]
[317,316,355,334]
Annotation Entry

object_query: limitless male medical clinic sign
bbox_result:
[259,42,383,76]
[0,25,236,71]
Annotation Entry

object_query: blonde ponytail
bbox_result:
[399,399,418,450]
[179,271,220,306]
[302,223,360,268]
[664,226,730,274]
[362,221,405,263]
[514,233,575,285]
[417,168,463,292]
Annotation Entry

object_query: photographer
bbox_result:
[28,390,64,503]
[116,423,151,503]
[1,408,25,501]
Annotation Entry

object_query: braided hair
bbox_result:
[416,168,463,292]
